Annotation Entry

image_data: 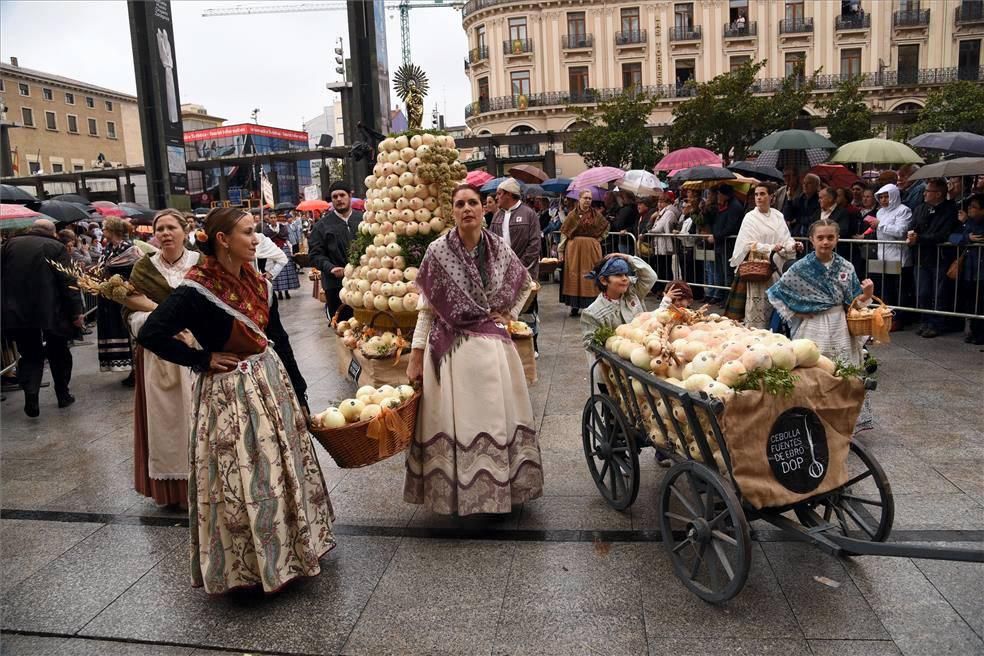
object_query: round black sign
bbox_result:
[766,407,828,494]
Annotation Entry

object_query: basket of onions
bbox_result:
[309,384,420,468]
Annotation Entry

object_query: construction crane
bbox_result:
[202,1,463,66]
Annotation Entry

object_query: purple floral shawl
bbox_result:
[417,228,529,376]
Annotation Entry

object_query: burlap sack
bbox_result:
[719,367,865,510]
[353,348,410,387]
[334,336,352,379]
[513,335,538,385]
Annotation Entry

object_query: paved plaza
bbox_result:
[1,285,982,656]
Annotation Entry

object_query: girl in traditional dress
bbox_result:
[767,218,876,432]
[263,214,300,300]
[559,189,608,317]
[123,210,199,509]
[138,207,334,594]
[97,216,140,381]
[578,253,659,350]
[728,184,801,328]
[404,184,543,516]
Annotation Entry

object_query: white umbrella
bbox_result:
[618,170,665,197]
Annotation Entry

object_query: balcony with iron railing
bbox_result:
[669,25,702,41]
[508,143,540,157]
[503,38,533,55]
[956,2,984,24]
[468,45,488,64]
[835,12,871,30]
[615,29,646,46]
[723,21,757,38]
[779,17,814,34]
[894,8,931,26]
[562,33,593,49]
[463,66,984,120]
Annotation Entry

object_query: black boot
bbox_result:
[24,393,40,418]
[57,392,76,408]
[569,307,580,317]
[284,290,291,299]
[121,372,136,388]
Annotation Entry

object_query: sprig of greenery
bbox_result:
[591,325,616,348]
[733,367,799,397]
[396,232,440,268]
[387,128,449,139]
[833,360,866,380]
[347,231,374,267]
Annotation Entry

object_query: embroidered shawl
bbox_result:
[416,228,530,375]
[561,208,608,240]
[183,256,270,342]
[767,253,862,322]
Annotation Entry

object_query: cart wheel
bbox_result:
[658,461,751,603]
[795,440,894,543]
[581,394,640,511]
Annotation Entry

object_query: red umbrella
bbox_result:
[296,199,330,212]
[466,170,494,187]
[570,166,625,190]
[93,205,128,218]
[0,203,44,231]
[654,147,722,172]
[351,198,365,211]
[809,164,860,189]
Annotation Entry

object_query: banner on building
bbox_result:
[261,170,275,208]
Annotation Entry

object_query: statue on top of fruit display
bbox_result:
[394,63,429,131]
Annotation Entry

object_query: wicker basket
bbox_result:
[353,306,418,332]
[357,309,413,360]
[521,281,541,314]
[309,393,420,468]
[846,294,892,337]
[737,256,774,283]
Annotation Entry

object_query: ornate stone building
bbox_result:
[462,0,984,174]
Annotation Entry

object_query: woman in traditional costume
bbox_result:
[559,189,608,317]
[97,216,140,381]
[727,185,800,328]
[138,207,334,594]
[123,210,199,509]
[767,218,875,432]
[263,214,300,300]
[404,184,543,516]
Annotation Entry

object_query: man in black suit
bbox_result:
[308,181,363,321]
[1,219,83,417]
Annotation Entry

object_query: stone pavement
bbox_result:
[1,284,982,656]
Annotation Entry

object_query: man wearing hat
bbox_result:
[492,177,543,353]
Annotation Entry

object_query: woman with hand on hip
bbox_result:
[404,184,543,516]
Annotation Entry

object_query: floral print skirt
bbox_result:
[189,348,335,594]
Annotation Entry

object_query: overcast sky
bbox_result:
[0,0,471,131]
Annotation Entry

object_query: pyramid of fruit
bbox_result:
[338,131,467,317]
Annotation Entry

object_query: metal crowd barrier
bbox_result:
[635,233,984,321]
[544,231,638,259]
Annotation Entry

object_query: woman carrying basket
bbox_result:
[138,207,335,594]
[767,218,876,432]
[404,184,543,516]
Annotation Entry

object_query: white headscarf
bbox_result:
[729,207,795,269]
[875,183,912,264]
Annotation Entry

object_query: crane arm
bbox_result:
[203,0,462,17]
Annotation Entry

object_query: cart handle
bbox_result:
[829,534,984,563]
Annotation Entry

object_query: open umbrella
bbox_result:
[570,166,625,190]
[274,201,295,211]
[654,147,721,172]
[0,185,38,205]
[93,205,128,218]
[51,193,91,205]
[351,198,365,211]
[750,129,836,152]
[674,166,736,182]
[295,199,330,212]
[37,200,92,224]
[480,177,509,193]
[829,138,923,165]
[566,186,606,202]
[908,157,984,181]
[754,148,829,171]
[465,170,494,187]
[0,203,46,231]
[507,164,548,184]
[542,178,572,194]
[727,161,783,183]
[618,170,664,196]
[522,184,547,199]
[809,164,860,188]
[908,132,984,157]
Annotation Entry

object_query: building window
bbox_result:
[72,160,84,171]
[621,7,640,33]
[730,0,749,22]
[105,100,113,111]
[730,55,751,71]
[785,1,804,21]
[107,121,117,139]
[42,87,53,101]
[0,79,4,91]
[785,51,807,78]
[622,62,643,89]
[67,114,78,133]
[476,24,486,49]
[675,59,696,88]
[898,44,919,83]
[18,82,29,96]
[510,70,531,97]
[958,40,981,81]
[478,76,490,106]
[28,160,41,175]
[508,17,527,42]
[85,96,94,108]
[44,111,57,130]
[898,0,918,11]
[65,92,75,105]
[675,3,694,29]
[841,48,862,77]
[842,0,862,16]
[88,117,98,136]
[51,162,64,173]
[567,11,586,37]
[569,66,589,97]
[21,107,34,126]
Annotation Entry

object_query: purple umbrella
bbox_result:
[566,186,606,202]
[570,166,625,190]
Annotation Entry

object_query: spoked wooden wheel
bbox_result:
[658,461,751,603]
[795,440,894,543]
[581,394,640,511]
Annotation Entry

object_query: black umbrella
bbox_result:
[51,193,92,206]
[908,132,984,157]
[0,184,37,204]
[674,166,737,182]
[274,201,295,211]
[37,200,92,224]
[727,161,784,183]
